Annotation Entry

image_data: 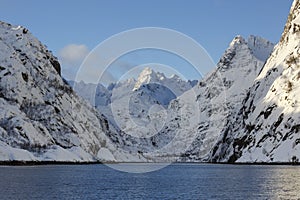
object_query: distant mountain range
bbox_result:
[0,0,299,163]
[70,67,197,139]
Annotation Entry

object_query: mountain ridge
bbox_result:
[0,21,145,162]
[209,0,300,163]
[0,0,298,164]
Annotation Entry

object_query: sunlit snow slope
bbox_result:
[210,0,300,163]
[0,21,144,162]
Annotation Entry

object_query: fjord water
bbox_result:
[0,164,299,199]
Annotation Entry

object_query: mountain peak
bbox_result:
[133,67,165,91]
[0,21,122,162]
[219,35,274,68]
[230,35,246,47]
[138,67,155,79]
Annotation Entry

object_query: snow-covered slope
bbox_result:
[3,5,294,163]
[84,35,273,161]
[72,67,196,139]
[161,35,275,161]
[0,21,144,162]
[210,0,300,163]
[69,80,111,107]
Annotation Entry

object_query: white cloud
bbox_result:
[58,44,90,81]
[59,44,89,66]
[58,44,135,84]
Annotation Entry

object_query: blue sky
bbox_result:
[0,0,293,83]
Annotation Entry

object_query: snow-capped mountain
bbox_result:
[70,34,273,162]
[157,35,275,161]
[210,0,300,163]
[71,35,274,161]
[72,67,196,139]
[133,67,197,96]
[0,0,296,164]
[0,21,145,162]
[72,67,196,108]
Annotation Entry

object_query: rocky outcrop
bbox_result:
[210,0,300,163]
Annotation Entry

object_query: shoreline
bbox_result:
[0,161,299,166]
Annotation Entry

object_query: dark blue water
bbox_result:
[0,164,299,199]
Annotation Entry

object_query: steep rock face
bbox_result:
[0,21,142,162]
[95,34,273,161]
[87,35,273,161]
[171,35,274,161]
[210,0,300,163]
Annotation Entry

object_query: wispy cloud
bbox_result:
[58,44,118,84]
[59,44,89,66]
[58,44,90,81]
[58,43,136,84]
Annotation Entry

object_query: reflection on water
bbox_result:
[263,166,300,199]
[0,164,299,199]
